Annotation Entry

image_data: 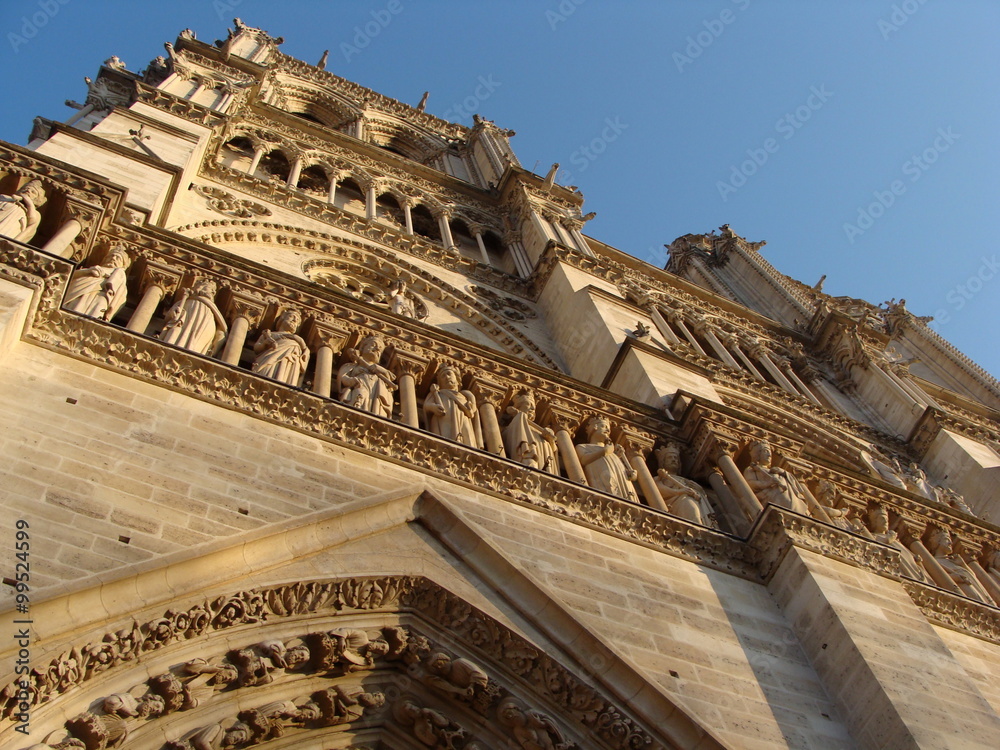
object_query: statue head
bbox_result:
[436,365,461,390]
[16,179,46,206]
[655,442,682,475]
[749,439,773,466]
[106,246,131,269]
[357,334,384,362]
[927,526,953,555]
[584,415,612,443]
[867,503,889,534]
[276,308,301,332]
[359,691,386,709]
[511,389,536,415]
[192,278,217,298]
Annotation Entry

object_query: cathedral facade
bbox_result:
[1,19,999,750]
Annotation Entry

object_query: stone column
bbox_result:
[542,404,587,485]
[732,340,766,380]
[41,218,83,258]
[669,313,707,356]
[908,538,963,595]
[650,307,682,345]
[287,155,303,189]
[471,225,492,265]
[366,184,378,220]
[707,470,751,536]
[326,173,339,204]
[387,348,429,429]
[715,449,764,522]
[502,230,532,278]
[470,377,508,456]
[620,430,666,511]
[248,145,266,176]
[126,264,182,335]
[779,357,823,406]
[695,322,741,369]
[306,319,350,399]
[402,201,414,235]
[220,292,265,367]
[439,212,456,250]
[968,557,1000,606]
[783,457,833,523]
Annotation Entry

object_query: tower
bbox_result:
[1,18,999,749]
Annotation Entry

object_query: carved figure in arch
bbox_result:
[575,416,638,502]
[424,365,480,447]
[251,309,310,386]
[0,179,46,243]
[653,442,714,526]
[866,504,926,582]
[743,440,810,515]
[926,527,992,604]
[229,640,298,688]
[414,651,489,699]
[395,699,468,749]
[311,628,389,673]
[498,389,553,472]
[64,246,131,322]
[338,334,396,418]
[389,279,424,319]
[497,697,573,750]
[308,685,385,726]
[159,279,228,356]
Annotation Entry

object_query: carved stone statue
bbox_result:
[64,246,131,322]
[497,697,572,750]
[337,334,396,418]
[653,443,712,525]
[0,179,46,243]
[743,440,810,515]
[389,280,418,318]
[307,685,385,726]
[575,416,638,502]
[415,651,489,698]
[311,628,389,673]
[866,504,926,581]
[251,309,310,386]
[423,366,479,447]
[159,279,228,356]
[938,487,974,516]
[926,527,992,604]
[814,480,853,530]
[860,448,908,490]
[395,699,467,749]
[502,389,558,472]
[903,462,938,501]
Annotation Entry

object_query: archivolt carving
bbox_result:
[190,184,271,219]
[1,577,659,750]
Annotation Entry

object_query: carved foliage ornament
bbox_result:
[468,285,536,321]
[190,183,272,219]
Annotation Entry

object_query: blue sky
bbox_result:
[2,1,997,379]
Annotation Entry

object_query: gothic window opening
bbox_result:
[297,165,329,195]
[410,204,441,242]
[450,219,482,263]
[334,178,366,214]
[258,149,290,182]
[376,192,405,227]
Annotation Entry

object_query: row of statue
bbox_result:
[0,179,47,244]
[61,253,987,554]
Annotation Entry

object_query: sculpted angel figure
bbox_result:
[502,389,558,472]
[575,416,638,502]
[0,179,46,243]
[159,279,228,356]
[423,365,480,447]
[743,440,810,515]
[653,443,713,525]
[251,309,310,386]
[64,246,131,321]
[337,334,396,418]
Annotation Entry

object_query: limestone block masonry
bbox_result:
[1,17,998,750]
